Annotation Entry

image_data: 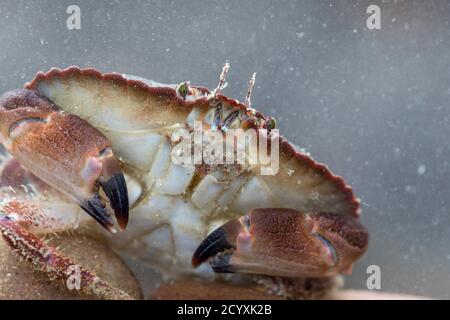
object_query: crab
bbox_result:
[0,64,368,299]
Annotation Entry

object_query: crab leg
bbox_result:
[0,89,129,232]
[192,208,368,278]
[0,201,133,299]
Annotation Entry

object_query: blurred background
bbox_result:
[1,0,449,298]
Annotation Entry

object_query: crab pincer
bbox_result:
[192,208,368,278]
[0,89,129,232]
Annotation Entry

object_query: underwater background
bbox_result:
[0,0,449,298]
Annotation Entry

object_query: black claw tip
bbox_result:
[80,193,115,233]
[192,227,235,268]
[99,172,129,230]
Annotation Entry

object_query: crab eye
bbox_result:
[267,117,277,131]
[177,83,189,98]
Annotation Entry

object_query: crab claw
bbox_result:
[80,146,129,231]
[192,208,368,278]
[0,89,129,232]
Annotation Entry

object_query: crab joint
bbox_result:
[192,208,368,278]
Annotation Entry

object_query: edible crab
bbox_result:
[0,64,368,299]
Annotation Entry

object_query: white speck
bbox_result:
[405,185,416,194]
[417,165,426,175]
[393,147,401,159]
[166,48,170,52]
[296,32,305,39]
[40,38,45,45]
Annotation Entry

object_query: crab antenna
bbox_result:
[244,72,257,108]
[213,62,230,95]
